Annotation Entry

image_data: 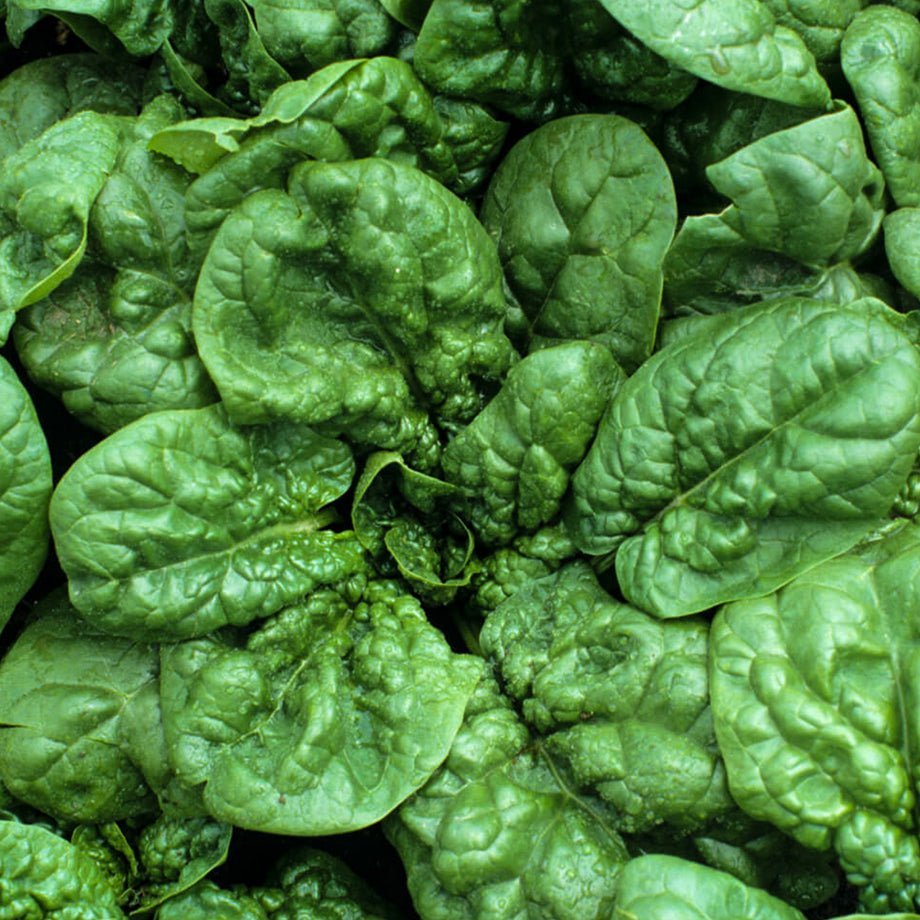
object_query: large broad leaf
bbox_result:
[442,341,623,545]
[160,580,482,834]
[480,116,676,372]
[0,111,120,342]
[0,821,127,919]
[50,404,360,638]
[665,106,885,316]
[0,594,160,823]
[192,158,513,460]
[14,96,217,433]
[413,0,570,120]
[386,677,629,919]
[0,356,51,633]
[842,6,920,209]
[565,297,920,617]
[885,208,920,300]
[711,522,920,913]
[596,0,830,108]
[760,0,867,61]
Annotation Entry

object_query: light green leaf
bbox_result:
[50,404,359,638]
[885,208,920,300]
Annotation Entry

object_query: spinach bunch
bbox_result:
[6,1,920,918]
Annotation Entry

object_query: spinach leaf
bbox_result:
[566,296,920,617]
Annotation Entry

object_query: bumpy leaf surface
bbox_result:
[711,523,920,912]
[193,158,513,458]
[50,404,359,638]
[482,563,731,833]
[0,821,127,919]
[0,357,51,632]
[566,297,920,617]
[480,116,676,372]
[386,678,628,919]
[160,581,482,834]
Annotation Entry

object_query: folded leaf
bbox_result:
[50,404,359,638]
[566,297,920,617]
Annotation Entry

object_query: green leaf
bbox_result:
[413,0,569,120]
[0,820,127,919]
[0,52,145,163]
[842,5,920,209]
[50,404,359,639]
[481,115,676,371]
[13,97,217,433]
[192,158,513,458]
[596,0,831,108]
[761,0,867,61]
[885,208,920,300]
[0,357,51,632]
[250,0,397,76]
[156,881,268,919]
[613,854,808,919]
[0,593,159,823]
[482,563,732,833]
[442,342,623,545]
[711,522,920,912]
[386,678,629,919]
[566,297,920,617]
[160,580,482,834]
[0,111,121,335]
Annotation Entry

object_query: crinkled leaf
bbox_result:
[151,57,463,258]
[156,881,268,919]
[385,678,629,919]
[482,563,732,833]
[842,5,920,209]
[160,581,482,834]
[413,0,569,120]
[193,158,513,459]
[711,522,920,912]
[566,297,920,617]
[0,594,159,823]
[613,854,807,920]
[250,0,397,76]
[596,0,831,108]
[50,403,359,639]
[132,814,231,915]
[0,110,120,339]
[430,96,508,196]
[0,357,51,632]
[481,116,675,371]
[442,342,623,545]
[70,824,136,900]
[0,821,126,919]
